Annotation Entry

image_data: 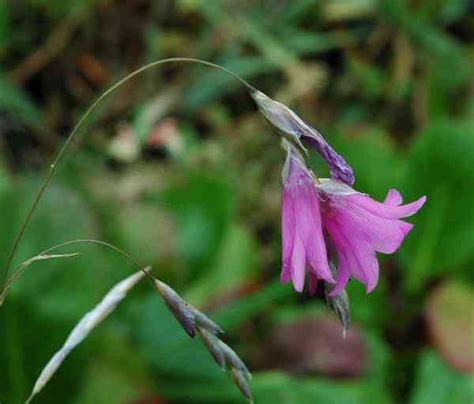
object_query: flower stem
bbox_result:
[0,239,157,305]
[0,58,256,293]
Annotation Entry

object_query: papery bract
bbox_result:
[252,90,355,185]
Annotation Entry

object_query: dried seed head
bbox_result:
[219,340,251,378]
[231,368,254,402]
[197,327,226,370]
[192,309,224,336]
[154,280,252,401]
[154,280,196,337]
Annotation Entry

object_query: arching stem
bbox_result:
[1,58,256,292]
[0,239,157,305]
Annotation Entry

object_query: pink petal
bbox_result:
[362,252,379,293]
[334,207,414,254]
[347,194,426,219]
[291,235,306,292]
[280,268,291,284]
[384,189,403,206]
[324,219,366,284]
[347,240,379,293]
[297,187,333,282]
[324,217,379,293]
[281,189,296,283]
[329,255,351,296]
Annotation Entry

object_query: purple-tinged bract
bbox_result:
[252,90,355,186]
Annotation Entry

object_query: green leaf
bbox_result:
[0,177,125,321]
[74,332,154,404]
[0,75,44,128]
[159,172,234,275]
[0,2,9,54]
[24,0,96,19]
[251,371,391,404]
[401,120,474,292]
[128,292,231,380]
[214,280,293,331]
[410,350,474,404]
[184,224,258,305]
[382,0,470,90]
[331,130,404,199]
[158,369,392,404]
[347,60,386,101]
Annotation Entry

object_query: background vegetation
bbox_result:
[0,0,473,403]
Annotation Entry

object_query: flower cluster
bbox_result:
[253,91,426,301]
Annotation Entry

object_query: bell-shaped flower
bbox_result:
[280,144,334,293]
[316,180,426,295]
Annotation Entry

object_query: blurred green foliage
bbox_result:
[0,0,473,403]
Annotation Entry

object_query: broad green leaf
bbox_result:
[251,371,390,404]
[73,332,154,404]
[185,224,258,305]
[159,172,234,276]
[332,130,404,199]
[158,369,392,404]
[0,299,89,403]
[0,177,126,321]
[410,350,474,404]
[401,120,474,292]
[214,280,293,331]
[128,291,231,380]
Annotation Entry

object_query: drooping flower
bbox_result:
[280,143,334,293]
[252,90,355,185]
[316,179,426,295]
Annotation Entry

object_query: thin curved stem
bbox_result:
[36,239,149,274]
[1,58,256,291]
[1,239,157,304]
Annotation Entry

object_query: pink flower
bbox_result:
[316,180,426,295]
[280,147,334,293]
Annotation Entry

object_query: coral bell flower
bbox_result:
[280,144,335,294]
[316,180,427,295]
